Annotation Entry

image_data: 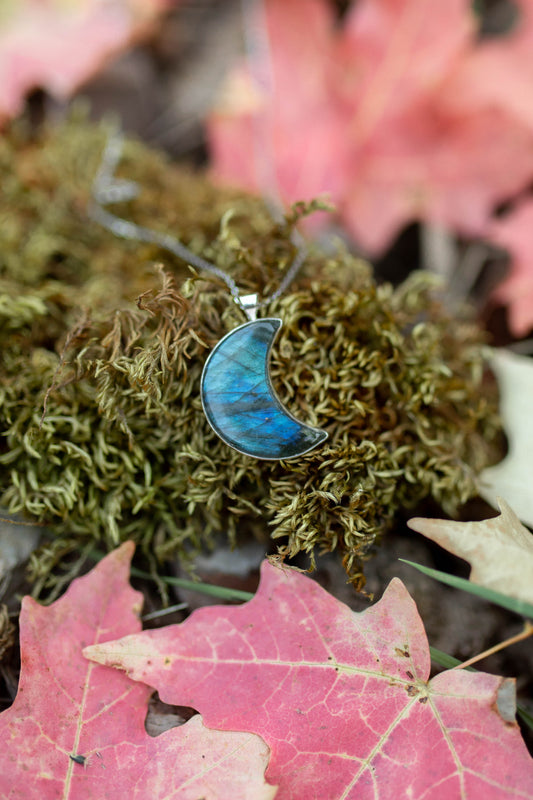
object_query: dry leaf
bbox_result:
[480,348,533,525]
[408,498,533,605]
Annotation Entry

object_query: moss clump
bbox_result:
[0,117,500,595]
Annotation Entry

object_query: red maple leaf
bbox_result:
[440,0,533,132]
[208,0,533,254]
[0,0,174,124]
[208,0,347,206]
[486,199,533,336]
[0,543,276,800]
[86,560,533,799]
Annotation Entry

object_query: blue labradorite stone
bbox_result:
[200,318,328,460]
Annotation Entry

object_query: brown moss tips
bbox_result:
[0,117,500,594]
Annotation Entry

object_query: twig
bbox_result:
[453,621,533,670]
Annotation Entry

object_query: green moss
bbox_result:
[0,117,500,596]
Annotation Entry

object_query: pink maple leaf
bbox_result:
[208,0,347,205]
[441,0,533,132]
[0,543,276,800]
[208,0,533,254]
[85,560,533,799]
[486,199,533,336]
[0,0,174,123]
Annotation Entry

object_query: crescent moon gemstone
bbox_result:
[200,318,328,460]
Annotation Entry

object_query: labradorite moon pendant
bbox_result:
[88,134,325,459]
[200,317,328,460]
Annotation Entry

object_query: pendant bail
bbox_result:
[239,293,259,322]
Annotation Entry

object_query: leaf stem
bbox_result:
[0,516,47,527]
[453,621,533,670]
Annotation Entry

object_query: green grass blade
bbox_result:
[129,565,254,602]
[429,646,475,672]
[89,549,254,602]
[517,705,533,732]
[399,559,533,618]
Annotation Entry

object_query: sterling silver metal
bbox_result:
[90,131,307,316]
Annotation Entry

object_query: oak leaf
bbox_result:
[0,543,276,800]
[408,499,533,606]
[85,560,533,799]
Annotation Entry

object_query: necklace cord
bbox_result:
[89,130,307,313]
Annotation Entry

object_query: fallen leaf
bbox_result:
[479,348,533,523]
[85,560,533,799]
[208,0,533,253]
[486,200,533,336]
[408,499,533,606]
[441,0,533,132]
[0,0,173,123]
[207,0,348,206]
[0,543,276,800]
[340,104,533,253]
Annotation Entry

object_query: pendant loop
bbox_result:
[239,293,259,322]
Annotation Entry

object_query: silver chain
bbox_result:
[89,130,307,314]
